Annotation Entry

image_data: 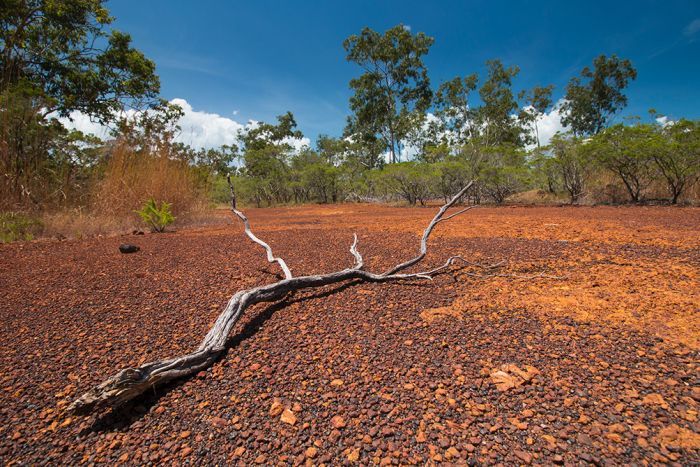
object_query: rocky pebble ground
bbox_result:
[1,205,698,464]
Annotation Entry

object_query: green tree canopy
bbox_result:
[234,112,305,205]
[585,123,656,202]
[476,60,532,147]
[343,24,434,163]
[654,118,700,203]
[1,0,160,122]
[549,133,592,204]
[432,74,479,148]
[523,84,554,148]
[561,54,637,136]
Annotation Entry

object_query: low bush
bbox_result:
[0,212,43,243]
[135,198,175,233]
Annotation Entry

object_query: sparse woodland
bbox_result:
[2,2,699,242]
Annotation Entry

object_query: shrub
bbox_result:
[479,146,529,204]
[135,199,175,232]
[378,162,437,205]
[0,212,43,243]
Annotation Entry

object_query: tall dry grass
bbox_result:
[93,143,207,221]
[32,143,216,239]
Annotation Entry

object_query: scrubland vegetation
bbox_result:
[1,2,698,243]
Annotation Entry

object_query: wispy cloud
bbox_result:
[648,18,700,60]
[156,55,225,77]
[683,18,700,37]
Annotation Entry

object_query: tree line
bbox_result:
[227,25,697,206]
[1,2,698,223]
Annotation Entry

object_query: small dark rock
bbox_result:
[132,230,145,235]
[119,244,140,254]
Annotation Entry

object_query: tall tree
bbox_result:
[561,54,637,136]
[433,74,479,148]
[343,25,434,163]
[344,133,385,170]
[237,112,304,205]
[1,0,160,206]
[316,134,347,165]
[523,84,554,148]
[476,59,531,147]
[1,0,160,122]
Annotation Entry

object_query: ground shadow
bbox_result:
[83,278,368,433]
[83,261,454,434]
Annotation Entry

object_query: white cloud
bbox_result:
[169,98,244,149]
[531,100,568,148]
[282,135,311,152]
[684,18,700,37]
[58,111,112,140]
[56,98,309,151]
[655,115,675,127]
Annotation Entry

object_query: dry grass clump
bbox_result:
[93,143,205,220]
[39,209,136,240]
[4,143,219,241]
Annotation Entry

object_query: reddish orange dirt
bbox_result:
[1,204,699,465]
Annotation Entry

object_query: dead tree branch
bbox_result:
[228,176,292,279]
[381,181,474,276]
[67,181,525,415]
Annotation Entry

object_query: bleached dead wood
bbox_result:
[68,180,481,415]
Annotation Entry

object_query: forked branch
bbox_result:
[68,182,502,415]
[382,181,474,276]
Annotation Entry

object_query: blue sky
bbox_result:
[98,0,700,148]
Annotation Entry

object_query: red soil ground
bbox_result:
[1,204,699,465]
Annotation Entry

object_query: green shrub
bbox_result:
[135,198,175,232]
[378,162,437,205]
[0,212,43,243]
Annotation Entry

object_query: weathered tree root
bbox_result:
[69,181,484,415]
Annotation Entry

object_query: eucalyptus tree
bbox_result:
[432,74,479,149]
[237,112,305,205]
[561,55,637,136]
[1,0,160,122]
[476,59,532,148]
[523,84,555,148]
[343,25,434,163]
